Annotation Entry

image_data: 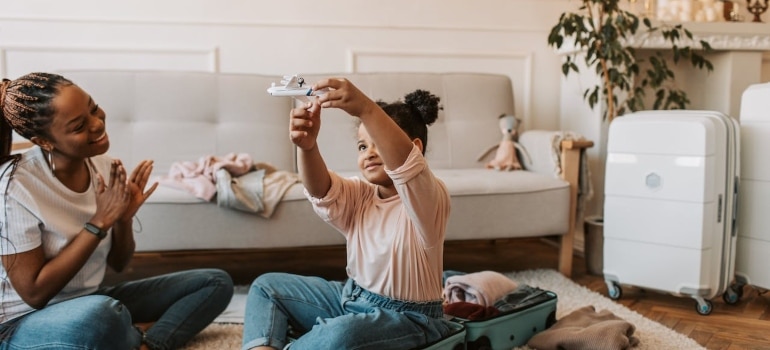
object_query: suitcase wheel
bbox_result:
[722,284,741,305]
[695,299,713,316]
[607,282,622,300]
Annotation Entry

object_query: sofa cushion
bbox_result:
[133,197,346,251]
[432,169,567,196]
[147,169,566,203]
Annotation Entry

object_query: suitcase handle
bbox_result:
[732,176,739,237]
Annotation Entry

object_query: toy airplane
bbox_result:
[267,75,327,102]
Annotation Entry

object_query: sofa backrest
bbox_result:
[60,70,515,174]
[301,73,515,172]
[61,70,296,174]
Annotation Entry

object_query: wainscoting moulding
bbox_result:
[0,45,220,78]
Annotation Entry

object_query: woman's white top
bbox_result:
[0,147,113,323]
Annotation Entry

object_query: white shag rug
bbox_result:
[181,269,705,350]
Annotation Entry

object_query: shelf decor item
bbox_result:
[747,0,769,22]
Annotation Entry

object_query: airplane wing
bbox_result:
[280,75,302,88]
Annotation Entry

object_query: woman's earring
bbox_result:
[47,149,56,173]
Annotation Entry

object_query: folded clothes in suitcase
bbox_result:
[449,285,558,350]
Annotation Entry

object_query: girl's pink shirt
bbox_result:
[306,145,450,302]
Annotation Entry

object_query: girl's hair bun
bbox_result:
[404,89,441,126]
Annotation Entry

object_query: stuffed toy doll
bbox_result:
[477,114,524,171]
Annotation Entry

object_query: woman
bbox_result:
[0,72,233,350]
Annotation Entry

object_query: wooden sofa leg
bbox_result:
[558,139,594,278]
[558,228,574,278]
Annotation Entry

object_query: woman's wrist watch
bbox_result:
[84,222,108,239]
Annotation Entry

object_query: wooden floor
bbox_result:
[105,238,770,350]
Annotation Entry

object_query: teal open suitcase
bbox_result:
[414,321,467,350]
[453,289,558,350]
[288,288,556,350]
[288,319,467,350]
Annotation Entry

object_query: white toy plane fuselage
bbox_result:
[267,75,327,101]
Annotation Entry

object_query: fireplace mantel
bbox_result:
[557,22,770,53]
[627,22,770,51]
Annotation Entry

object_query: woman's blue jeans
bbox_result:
[0,268,233,350]
[242,273,452,350]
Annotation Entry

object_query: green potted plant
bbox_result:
[549,0,714,121]
[547,0,715,274]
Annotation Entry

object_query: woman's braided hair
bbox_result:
[0,73,73,292]
[0,73,73,162]
[377,89,442,155]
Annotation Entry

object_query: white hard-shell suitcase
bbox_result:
[602,110,741,315]
[734,83,770,293]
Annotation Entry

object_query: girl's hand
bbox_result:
[314,78,377,118]
[121,159,158,222]
[92,160,130,228]
[289,99,322,151]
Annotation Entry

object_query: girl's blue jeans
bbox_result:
[0,268,233,350]
[242,272,453,350]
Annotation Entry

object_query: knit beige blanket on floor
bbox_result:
[528,305,640,350]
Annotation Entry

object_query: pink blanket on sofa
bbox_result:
[155,153,254,201]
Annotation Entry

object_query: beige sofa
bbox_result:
[56,70,591,277]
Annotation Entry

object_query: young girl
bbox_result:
[0,72,234,350]
[242,78,453,350]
